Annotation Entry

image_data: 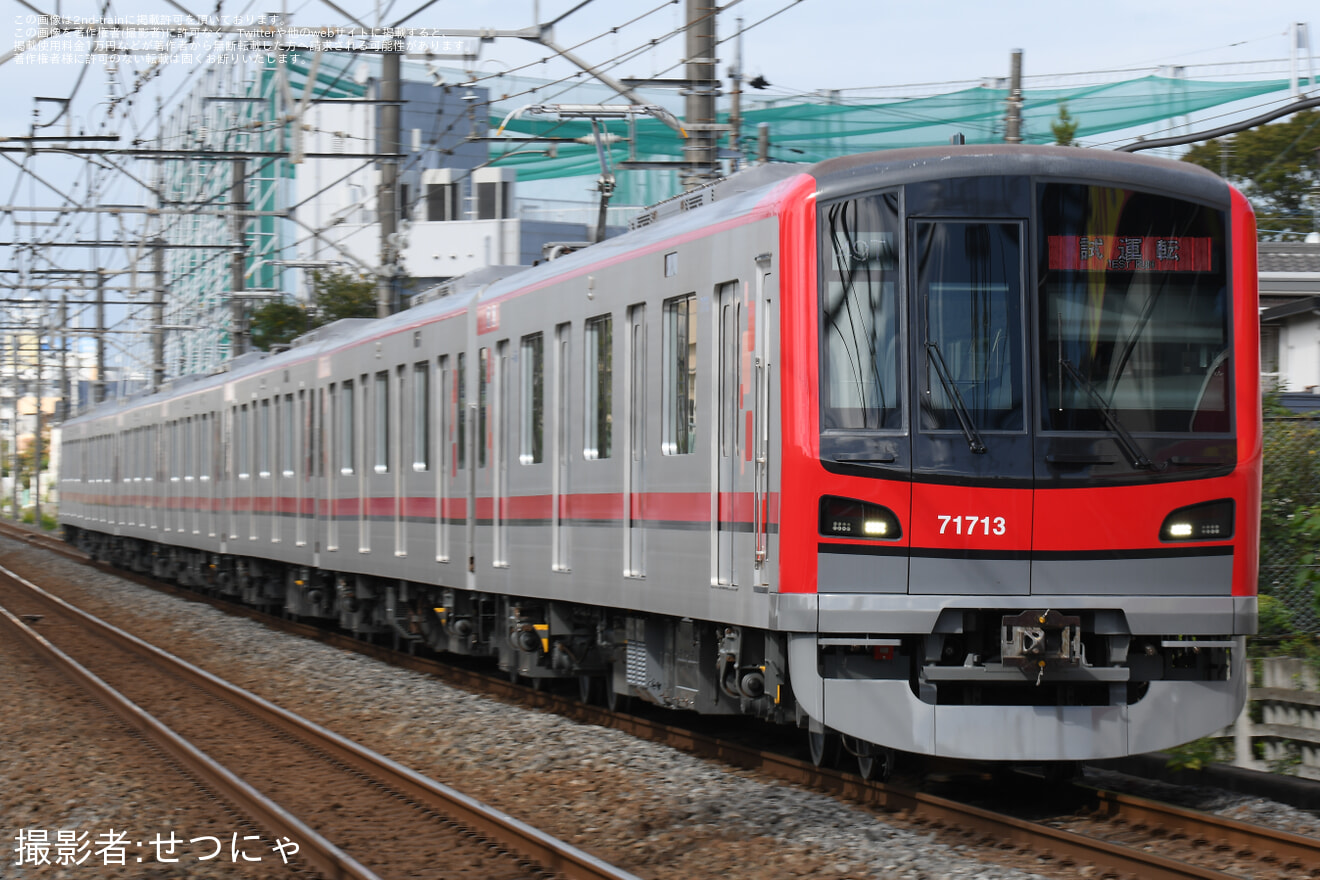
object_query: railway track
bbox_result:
[1054,785,1320,879]
[5,521,1320,880]
[0,556,640,880]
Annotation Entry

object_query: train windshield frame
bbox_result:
[818,179,1233,448]
[1036,182,1231,436]
[820,191,905,432]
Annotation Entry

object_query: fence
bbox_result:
[1229,657,1320,780]
[1260,415,1320,635]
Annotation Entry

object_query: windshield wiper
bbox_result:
[1058,358,1153,469]
[925,342,986,454]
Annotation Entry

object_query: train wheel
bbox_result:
[808,727,840,768]
[577,674,599,704]
[856,745,894,782]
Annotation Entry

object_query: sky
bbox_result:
[4,1,1317,122]
[1,0,1316,375]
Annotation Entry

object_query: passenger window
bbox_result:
[413,362,430,471]
[340,379,355,475]
[375,370,390,474]
[520,333,544,465]
[662,294,697,454]
[585,314,612,460]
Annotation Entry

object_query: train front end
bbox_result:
[778,146,1260,762]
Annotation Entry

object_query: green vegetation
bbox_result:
[248,269,380,351]
[1182,109,1320,240]
[1050,103,1078,146]
[1165,736,1231,772]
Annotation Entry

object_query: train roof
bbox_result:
[811,144,1231,207]
[64,146,1231,429]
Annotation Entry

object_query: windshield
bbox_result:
[821,192,903,430]
[1037,183,1230,435]
[916,220,1025,434]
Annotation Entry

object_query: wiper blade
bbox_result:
[925,342,987,454]
[1058,358,1153,469]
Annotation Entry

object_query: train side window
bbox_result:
[271,397,280,478]
[374,370,390,474]
[413,361,430,471]
[585,314,613,460]
[520,333,544,465]
[238,404,250,479]
[283,393,295,477]
[315,389,325,478]
[258,399,271,478]
[184,417,194,481]
[340,379,355,475]
[169,420,180,483]
[662,294,697,454]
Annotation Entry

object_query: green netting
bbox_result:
[284,55,1303,205]
[487,75,1299,201]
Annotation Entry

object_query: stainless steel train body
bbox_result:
[59,146,1261,766]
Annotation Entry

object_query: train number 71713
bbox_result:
[937,514,1007,536]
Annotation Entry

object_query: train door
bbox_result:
[433,357,450,566]
[185,417,196,536]
[225,406,238,549]
[908,218,1032,596]
[752,257,774,587]
[296,391,308,548]
[714,280,750,588]
[317,386,332,558]
[199,414,212,539]
[394,366,406,558]
[493,341,509,568]
[458,352,476,589]
[552,325,570,572]
[625,304,646,577]
[280,393,295,547]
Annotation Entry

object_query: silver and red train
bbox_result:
[59,145,1261,773]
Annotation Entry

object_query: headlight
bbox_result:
[819,495,901,540]
[1160,499,1234,542]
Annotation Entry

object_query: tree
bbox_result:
[312,269,377,323]
[1051,103,1079,146]
[246,270,378,351]
[249,300,309,351]
[1181,109,1320,240]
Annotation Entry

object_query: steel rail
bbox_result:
[1083,786,1320,872]
[0,600,382,880]
[0,560,643,880]
[9,524,1298,880]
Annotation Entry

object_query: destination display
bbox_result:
[1047,235,1213,272]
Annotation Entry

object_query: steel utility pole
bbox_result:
[94,270,106,405]
[728,17,744,171]
[11,335,19,519]
[152,238,166,391]
[1005,50,1024,144]
[378,47,402,318]
[231,159,248,357]
[682,0,720,190]
[33,330,41,527]
[59,296,68,422]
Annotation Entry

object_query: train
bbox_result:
[58,145,1261,777]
